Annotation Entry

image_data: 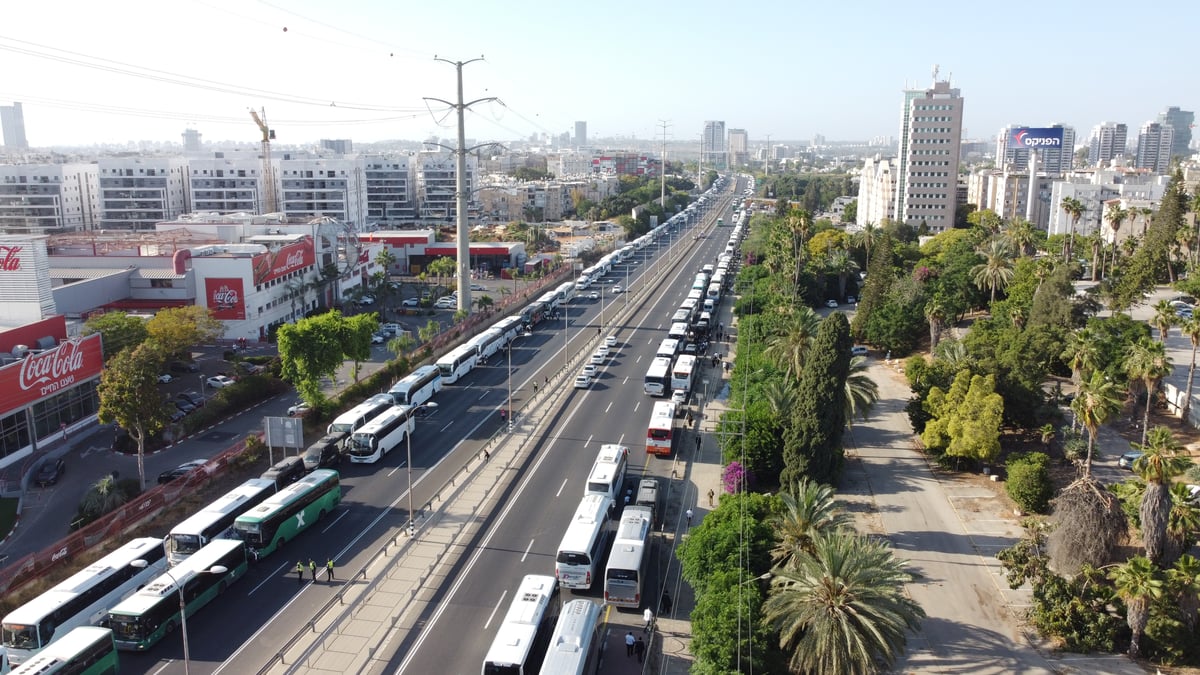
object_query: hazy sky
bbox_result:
[3,0,1197,148]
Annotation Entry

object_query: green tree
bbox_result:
[852,222,878,262]
[426,256,457,297]
[844,355,879,426]
[1124,337,1172,446]
[850,233,894,339]
[144,306,223,360]
[1003,217,1037,257]
[971,237,1016,304]
[475,294,494,314]
[764,307,820,378]
[826,249,860,301]
[342,312,378,382]
[82,312,149,362]
[1108,555,1164,659]
[771,479,851,568]
[1152,300,1177,344]
[1131,426,1192,566]
[1005,452,1052,514]
[781,314,851,486]
[78,475,131,522]
[387,333,416,358]
[764,532,924,675]
[1179,316,1200,420]
[1071,371,1123,476]
[277,311,355,404]
[677,492,777,597]
[1167,553,1200,634]
[97,343,172,490]
[922,371,1004,466]
[689,570,773,674]
[1061,196,1084,262]
[1104,205,1128,277]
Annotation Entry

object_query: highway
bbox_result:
[116,178,743,675]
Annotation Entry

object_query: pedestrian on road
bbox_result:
[326,558,335,581]
[635,637,646,663]
[707,488,714,506]
[308,559,317,582]
[643,607,654,632]
[695,436,701,452]
[295,561,304,585]
[661,591,673,614]
[625,631,635,657]
[685,508,693,527]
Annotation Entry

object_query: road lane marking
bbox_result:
[520,539,534,562]
[478,391,488,400]
[439,421,454,432]
[247,562,290,596]
[555,478,568,497]
[586,434,593,447]
[634,401,640,413]
[605,402,612,413]
[387,462,405,477]
[321,510,349,533]
[484,590,508,630]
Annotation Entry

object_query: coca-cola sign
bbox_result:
[252,237,315,286]
[0,333,103,413]
[204,278,246,320]
[0,245,22,271]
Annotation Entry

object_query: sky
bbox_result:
[3,0,1198,149]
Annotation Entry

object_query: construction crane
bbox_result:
[249,108,279,215]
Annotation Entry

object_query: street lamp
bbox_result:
[130,559,227,675]
[405,401,438,536]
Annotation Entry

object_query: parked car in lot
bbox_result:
[371,333,386,344]
[170,361,200,373]
[35,458,66,486]
[1119,451,1144,469]
[178,391,205,407]
[470,283,486,291]
[402,298,420,307]
[825,299,839,308]
[380,322,402,336]
[206,375,235,389]
[359,295,375,305]
[157,459,207,485]
[846,296,857,304]
[174,398,197,413]
[157,374,174,383]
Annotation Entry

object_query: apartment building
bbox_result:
[97,157,189,230]
[0,163,100,234]
[893,78,963,231]
[363,154,415,225]
[189,155,278,215]
[278,156,367,226]
[415,151,478,220]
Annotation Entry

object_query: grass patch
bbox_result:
[0,497,18,542]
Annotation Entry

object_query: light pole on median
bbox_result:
[405,401,438,536]
[130,560,227,675]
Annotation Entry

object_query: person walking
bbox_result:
[325,558,335,581]
[685,508,694,528]
[308,559,317,582]
[707,488,715,506]
[295,561,305,585]
[643,607,654,632]
[695,435,701,452]
[625,631,635,657]
[661,591,673,614]
[635,636,646,663]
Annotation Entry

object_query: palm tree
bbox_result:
[1104,205,1128,277]
[844,355,879,426]
[387,333,416,358]
[971,237,1016,304]
[1062,328,1101,387]
[764,307,820,378]
[1167,485,1200,568]
[1108,555,1164,659]
[764,532,924,675]
[853,222,878,262]
[80,475,129,519]
[1181,316,1200,420]
[925,297,950,349]
[1061,196,1083,262]
[762,379,797,419]
[1131,426,1191,565]
[771,480,851,567]
[826,249,860,301]
[1070,371,1122,476]
[1168,553,1200,634]
[474,294,494,315]
[1125,338,1173,445]
[1151,299,1177,343]
[1003,217,1036,257]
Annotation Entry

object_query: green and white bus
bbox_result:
[9,626,118,675]
[233,469,341,558]
[106,539,249,651]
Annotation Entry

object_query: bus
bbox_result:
[656,338,680,360]
[388,365,443,406]
[702,264,715,275]
[671,355,696,393]
[481,575,559,675]
[585,444,628,502]
[554,494,613,590]
[2,538,166,666]
[469,328,508,361]
[436,344,479,384]
[604,506,653,609]
[643,356,672,397]
[494,316,523,344]
[349,406,414,464]
[9,626,118,675]
[646,401,678,456]
[106,539,249,651]
[164,478,276,564]
[690,276,708,291]
[706,282,722,302]
[668,322,688,341]
[538,600,602,675]
[520,302,547,329]
[327,399,392,436]
[233,469,341,559]
[555,281,575,304]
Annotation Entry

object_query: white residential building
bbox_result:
[97,157,189,230]
[1087,122,1128,167]
[549,151,592,178]
[893,78,963,232]
[188,155,279,215]
[854,155,898,229]
[1047,167,1170,238]
[363,154,415,225]
[1135,121,1174,174]
[0,163,100,233]
[415,151,478,220]
[278,156,367,227]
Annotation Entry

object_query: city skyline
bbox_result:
[2,0,1198,148]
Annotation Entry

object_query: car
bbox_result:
[421,290,432,299]
[574,374,592,389]
[288,401,313,417]
[380,322,402,336]
[596,344,609,356]
[1187,485,1200,504]
[851,345,869,357]
[611,286,622,294]
[1177,307,1194,319]
[157,374,173,383]
[1118,451,1144,470]
[178,391,205,407]
[605,335,618,348]
[170,361,200,373]
[34,458,66,487]
[588,291,600,300]
[682,342,698,356]
[371,333,386,344]
[402,298,420,307]
[825,299,839,308]
[206,375,235,389]
[175,399,197,413]
[359,295,375,305]
[470,283,485,291]
[846,296,857,304]
[582,364,598,378]
[157,459,207,485]
[671,389,688,407]
[169,409,188,423]
[590,350,606,364]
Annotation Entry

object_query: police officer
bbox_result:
[296,561,305,585]
[309,559,317,582]
[326,558,336,581]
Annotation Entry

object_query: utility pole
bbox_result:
[697,132,704,189]
[658,120,671,209]
[764,134,772,176]
[427,56,496,315]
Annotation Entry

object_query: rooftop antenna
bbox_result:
[932,64,940,82]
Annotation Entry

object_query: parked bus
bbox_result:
[436,344,479,384]
[555,281,575,304]
[9,626,118,675]
[671,355,696,393]
[538,600,602,675]
[388,365,443,407]
[584,444,628,502]
[646,401,678,456]
[349,406,415,464]
[604,506,653,608]
[520,302,547,329]
[233,469,341,559]
[706,282,722,302]
[327,398,392,436]
[667,322,688,341]
[494,316,523,344]
[537,291,559,313]
[164,478,276,564]
[642,357,672,397]
[690,276,707,291]
[554,494,613,590]
[481,575,559,675]
[106,539,249,651]
[468,328,507,362]
[656,338,680,360]
[2,538,166,666]
[702,264,715,275]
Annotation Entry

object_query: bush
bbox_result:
[1006,452,1052,514]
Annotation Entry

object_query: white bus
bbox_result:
[646,400,677,457]
[9,626,118,675]
[585,444,628,502]
[437,343,479,384]
[388,365,443,407]
[686,288,703,303]
[643,356,672,397]
[327,399,392,436]
[690,276,708,291]
[671,354,696,393]
[2,537,166,665]
[702,263,715,275]
[656,338,680,360]
[668,322,689,341]
[538,600,602,675]
[349,405,415,464]
[554,495,613,590]
[469,328,507,361]
[604,506,653,609]
[537,291,560,312]
[706,282,722,302]
[670,309,691,325]
[493,316,523,344]
[481,574,560,675]
[555,281,575,304]
[164,478,276,564]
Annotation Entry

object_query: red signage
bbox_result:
[204,278,246,320]
[0,245,22,271]
[0,333,103,414]
[252,237,315,286]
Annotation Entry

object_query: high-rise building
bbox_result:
[728,129,748,166]
[574,121,587,148]
[97,157,189,230]
[702,121,727,170]
[0,163,100,233]
[0,102,29,150]
[188,154,279,215]
[319,139,353,154]
[893,78,963,231]
[995,123,1075,173]
[364,155,415,224]
[416,150,477,220]
[1135,121,1174,174]
[855,155,898,228]
[278,156,367,226]
[1157,107,1194,159]
[181,129,203,153]
[1087,122,1128,167]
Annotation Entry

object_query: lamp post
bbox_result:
[130,560,227,675]
[405,401,438,536]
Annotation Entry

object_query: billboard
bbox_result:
[1006,127,1065,149]
[251,237,315,286]
[205,277,246,320]
[0,333,104,413]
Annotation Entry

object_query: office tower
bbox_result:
[728,129,748,166]
[702,121,727,170]
[1087,122,1128,167]
[574,121,587,148]
[893,78,963,231]
[319,139,353,154]
[1157,106,1194,159]
[181,128,203,153]
[995,123,1075,173]
[1135,121,1174,174]
[1,102,29,149]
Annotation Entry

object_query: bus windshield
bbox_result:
[2,624,37,649]
[167,533,203,556]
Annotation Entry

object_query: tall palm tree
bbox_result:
[764,307,820,378]
[925,298,950,349]
[827,249,860,301]
[1003,217,1036,257]
[1151,299,1177,343]
[1167,485,1200,569]
[971,237,1016,305]
[762,379,797,419]
[1061,196,1084,262]
[1062,328,1101,386]
[1139,206,1154,238]
[1167,553,1200,634]
[771,480,851,567]
[1131,426,1191,565]
[764,532,924,675]
[1071,371,1122,476]
[1124,338,1173,445]
[1108,555,1164,659]
[844,355,879,427]
[853,221,878,262]
[1105,205,1128,277]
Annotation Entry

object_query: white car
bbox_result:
[590,350,606,365]
[287,401,312,416]
[574,374,592,389]
[596,344,609,356]
[605,335,618,348]
[157,374,173,383]
[611,286,623,294]
[582,364,598,378]
[671,389,687,406]
[360,295,375,305]
[825,299,839,308]
[851,345,869,357]
[206,375,235,389]
[470,283,486,291]
[436,298,457,309]
[588,291,600,300]
[371,333,386,344]
[402,298,420,307]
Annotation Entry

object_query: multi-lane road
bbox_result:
[116,178,744,675]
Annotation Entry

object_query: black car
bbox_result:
[175,399,197,413]
[157,460,206,485]
[34,458,66,486]
[178,391,206,407]
[170,361,200,373]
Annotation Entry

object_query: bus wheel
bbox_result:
[165,620,177,634]
[218,580,228,595]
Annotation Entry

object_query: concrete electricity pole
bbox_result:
[658,120,671,208]
[764,134,772,176]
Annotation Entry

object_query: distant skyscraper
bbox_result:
[181,128,203,153]
[319,139,353,154]
[1157,106,1194,159]
[728,129,748,166]
[1135,121,1174,174]
[1,102,29,149]
[893,77,963,231]
[995,123,1075,173]
[702,121,727,170]
[1087,122,1128,167]
[575,121,587,148]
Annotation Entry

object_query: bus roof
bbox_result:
[483,575,557,667]
[674,354,696,371]
[329,399,390,427]
[236,470,338,524]
[353,406,410,437]
[108,540,244,616]
[540,600,600,674]
[557,495,611,553]
[11,627,112,673]
[649,401,675,426]
[170,479,275,537]
[613,506,652,544]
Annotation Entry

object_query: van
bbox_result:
[302,433,347,471]
[261,456,306,489]
[635,478,660,524]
